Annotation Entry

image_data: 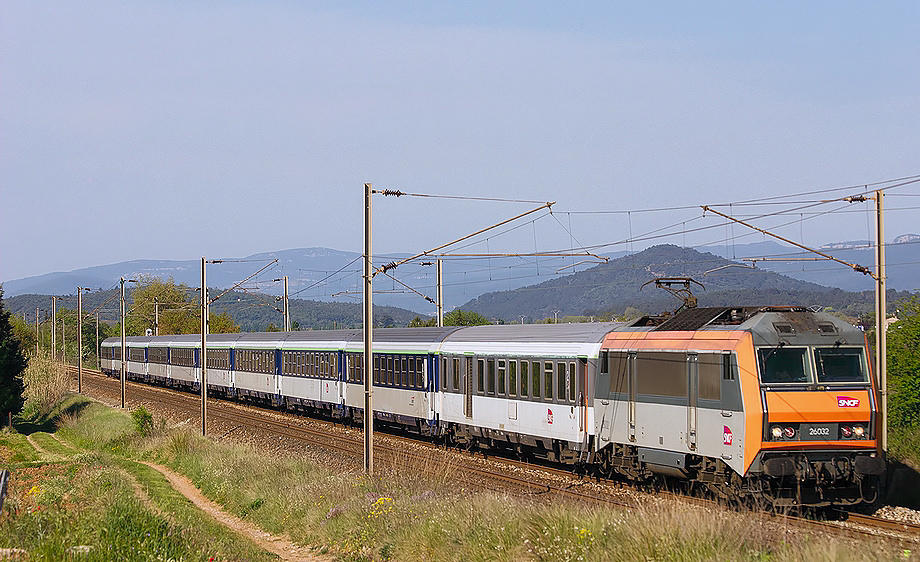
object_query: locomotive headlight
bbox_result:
[784,426,796,439]
[841,426,853,438]
[854,425,865,438]
[771,426,783,439]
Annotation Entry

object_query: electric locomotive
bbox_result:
[595,306,884,507]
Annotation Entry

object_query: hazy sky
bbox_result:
[2,1,919,283]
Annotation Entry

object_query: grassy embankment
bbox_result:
[1,393,914,561]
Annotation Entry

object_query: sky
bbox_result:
[2,1,919,284]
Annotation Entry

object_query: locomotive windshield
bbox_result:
[757,346,869,385]
[814,347,868,383]
[757,347,808,384]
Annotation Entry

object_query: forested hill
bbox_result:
[459,244,902,322]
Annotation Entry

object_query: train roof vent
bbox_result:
[817,323,838,335]
[773,323,795,335]
[653,307,734,331]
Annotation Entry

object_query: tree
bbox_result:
[408,316,437,327]
[0,286,27,420]
[444,309,491,326]
[127,276,200,335]
[126,276,239,335]
[10,314,36,355]
[888,296,920,429]
[209,311,239,334]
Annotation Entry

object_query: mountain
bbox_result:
[1,247,617,314]
[4,235,918,316]
[3,289,422,332]
[696,237,920,292]
[458,245,910,322]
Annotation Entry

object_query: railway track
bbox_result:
[66,365,920,546]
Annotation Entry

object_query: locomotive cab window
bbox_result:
[814,347,867,384]
[757,347,808,384]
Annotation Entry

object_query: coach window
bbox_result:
[497,360,506,396]
[569,362,577,402]
[477,359,485,394]
[509,361,517,397]
[484,359,494,395]
[452,358,460,391]
[531,361,541,398]
[441,358,448,390]
[417,357,425,389]
[520,361,529,398]
[544,361,554,401]
[556,362,567,402]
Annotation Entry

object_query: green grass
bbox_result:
[2,396,916,561]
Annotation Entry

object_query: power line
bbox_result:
[373,189,550,205]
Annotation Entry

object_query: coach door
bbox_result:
[687,353,698,451]
[463,357,473,419]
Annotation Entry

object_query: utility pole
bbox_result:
[96,312,100,370]
[120,277,136,408]
[273,277,291,331]
[35,308,39,356]
[364,182,374,475]
[77,287,89,393]
[120,278,127,408]
[51,296,57,362]
[283,276,290,331]
[201,257,208,437]
[154,297,159,336]
[875,190,887,454]
[437,259,444,327]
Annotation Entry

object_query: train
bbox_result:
[101,305,886,508]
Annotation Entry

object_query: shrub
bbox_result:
[131,406,154,437]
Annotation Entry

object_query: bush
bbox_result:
[131,406,154,437]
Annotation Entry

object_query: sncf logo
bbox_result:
[723,426,733,446]
[837,396,860,408]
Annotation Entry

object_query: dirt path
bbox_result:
[139,461,327,562]
[24,433,59,459]
[26,432,328,561]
